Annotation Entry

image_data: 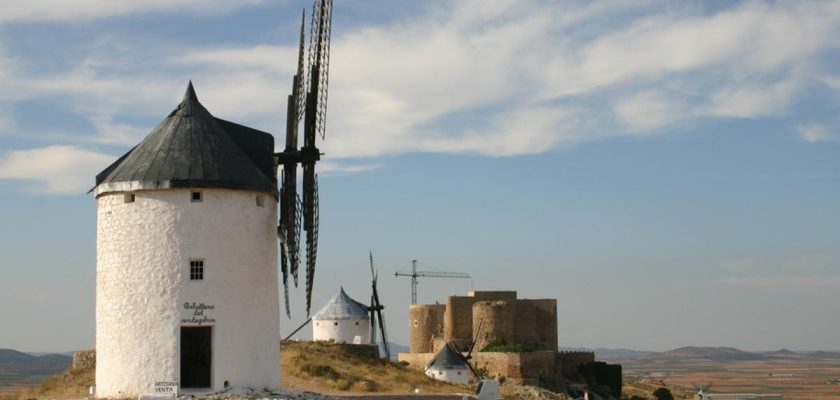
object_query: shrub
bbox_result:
[480,338,540,353]
[653,388,674,400]
[352,380,377,392]
[335,379,352,391]
[300,363,341,380]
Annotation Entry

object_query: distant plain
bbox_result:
[606,347,840,400]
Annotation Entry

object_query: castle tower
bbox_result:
[472,300,514,352]
[93,83,280,397]
[408,304,445,353]
[312,287,370,344]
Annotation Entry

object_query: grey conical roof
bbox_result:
[312,287,370,320]
[93,82,277,196]
[427,343,469,370]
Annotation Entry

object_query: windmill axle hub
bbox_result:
[274,147,321,164]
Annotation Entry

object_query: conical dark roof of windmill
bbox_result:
[312,287,370,320]
[427,343,469,369]
[93,82,277,196]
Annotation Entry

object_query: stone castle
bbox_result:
[398,290,596,385]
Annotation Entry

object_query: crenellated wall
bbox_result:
[73,350,96,370]
[557,351,595,378]
[399,290,580,383]
[472,350,556,385]
[408,291,561,353]
[468,291,517,302]
[529,299,558,351]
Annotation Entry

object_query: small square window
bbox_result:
[124,193,135,203]
[190,259,204,280]
[256,195,264,207]
[334,322,338,326]
[191,191,202,202]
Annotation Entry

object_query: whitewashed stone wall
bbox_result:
[96,188,279,398]
[312,317,369,344]
[425,367,470,385]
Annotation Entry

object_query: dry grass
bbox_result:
[622,379,694,400]
[17,366,94,399]
[280,341,470,396]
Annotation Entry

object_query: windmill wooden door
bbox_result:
[180,326,212,388]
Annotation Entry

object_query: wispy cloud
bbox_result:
[721,257,758,273]
[819,74,840,91]
[0,1,267,23]
[86,117,151,145]
[720,274,840,293]
[614,90,689,133]
[707,75,801,118]
[718,255,839,293]
[319,161,382,175]
[795,123,839,143]
[0,146,113,194]
[1,1,839,194]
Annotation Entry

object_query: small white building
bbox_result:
[312,287,370,344]
[93,83,280,398]
[425,344,471,385]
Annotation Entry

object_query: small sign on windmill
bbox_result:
[275,0,334,317]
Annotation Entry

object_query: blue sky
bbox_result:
[0,0,838,352]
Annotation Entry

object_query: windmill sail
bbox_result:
[369,251,391,359]
[277,0,333,317]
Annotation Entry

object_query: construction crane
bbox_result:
[394,260,471,304]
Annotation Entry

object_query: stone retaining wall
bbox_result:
[73,349,96,370]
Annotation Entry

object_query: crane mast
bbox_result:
[394,259,471,304]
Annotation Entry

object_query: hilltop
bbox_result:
[0,349,72,397]
[7,342,585,400]
[589,346,840,363]
[280,341,470,396]
[655,346,765,362]
[0,349,72,366]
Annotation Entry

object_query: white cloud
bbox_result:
[545,2,839,97]
[720,274,840,293]
[0,146,113,194]
[0,103,12,133]
[175,45,296,76]
[707,76,801,118]
[319,161,382,175]
[86,117,150,145]
[614,90,689,133]
[721,257,758,273]
[21,65,179,116]
[0,0,267,23]
[0,0,838,180]
[819,74,840,91]
[795,123,839,143]
[414,106,583,157]
[718,255,839,292]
